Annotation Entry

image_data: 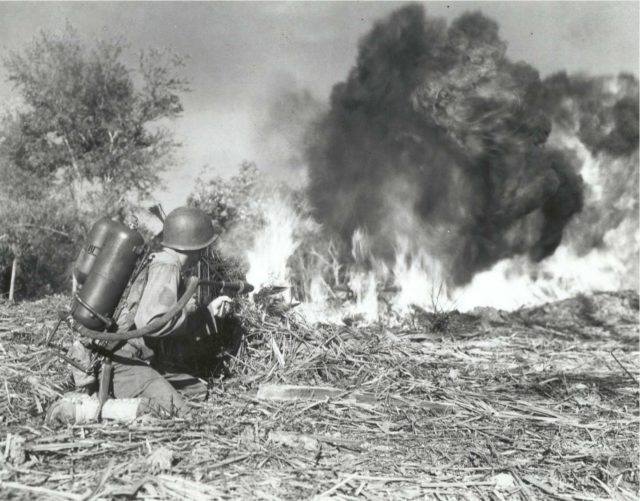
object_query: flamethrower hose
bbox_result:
[69,276,200,341]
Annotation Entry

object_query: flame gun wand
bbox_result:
[198,280,254,297]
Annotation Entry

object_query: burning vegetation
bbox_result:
[225,4,639,319]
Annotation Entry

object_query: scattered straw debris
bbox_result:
[147,446,175,473]
[3,433,26,466]
[0,291,638,499]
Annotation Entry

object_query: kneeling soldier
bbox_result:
[48,207,232,422]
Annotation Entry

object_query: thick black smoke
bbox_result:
[254,78,325,178]
[543,72,639,157]
[541,72,639,258]
[306,4,589,285]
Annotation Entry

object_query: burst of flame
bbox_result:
[245,197,302,292]
[242,129,638,323]
[391,237,448,315]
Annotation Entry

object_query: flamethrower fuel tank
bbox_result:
[73,218,117,285]
[71,221,144,330]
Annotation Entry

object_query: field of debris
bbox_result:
[0,290,638,500]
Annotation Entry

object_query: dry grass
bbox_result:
[0,291,638,500]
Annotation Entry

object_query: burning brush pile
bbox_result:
[0,4,639,500]
[228,4,639,321]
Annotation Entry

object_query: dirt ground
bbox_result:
[0,291,638,500]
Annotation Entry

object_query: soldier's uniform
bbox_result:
[106,247,207,416]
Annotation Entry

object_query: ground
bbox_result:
[0,291,638,500]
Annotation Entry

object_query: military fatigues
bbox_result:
[105,248,207,415]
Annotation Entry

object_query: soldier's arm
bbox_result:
[134,262,188,337]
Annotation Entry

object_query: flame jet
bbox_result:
[306,4,586,286]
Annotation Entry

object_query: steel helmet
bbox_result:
[161,207,217,251]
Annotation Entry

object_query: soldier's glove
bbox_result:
[207,295,233,319]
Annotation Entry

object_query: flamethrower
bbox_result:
[198,279,254,298]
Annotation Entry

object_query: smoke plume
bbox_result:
[306,4,637,287]
[542,72,639,280]
[253,76,325,181]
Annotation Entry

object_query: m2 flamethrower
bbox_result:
[58,278,254,341]
[48,211,254,342]
[198,280,254,297]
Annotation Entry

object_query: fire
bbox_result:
[245,197,303,293]
[237,9,638,324]
[391,237,448,315]
[451,129,639,311]
[241,127,638,323]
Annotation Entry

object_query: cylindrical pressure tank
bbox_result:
[71,222,144,330]
[73,218,116,285]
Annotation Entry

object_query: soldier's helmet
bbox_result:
[161,207,217,251]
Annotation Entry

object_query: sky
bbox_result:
[0,1,637,211]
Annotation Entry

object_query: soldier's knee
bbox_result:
[142,378,187,416]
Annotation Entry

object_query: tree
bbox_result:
[0,26,188,298]
[0,188,75,299]
[187,162,265,279]
[188,161,264,234]
[187,161,324,291]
